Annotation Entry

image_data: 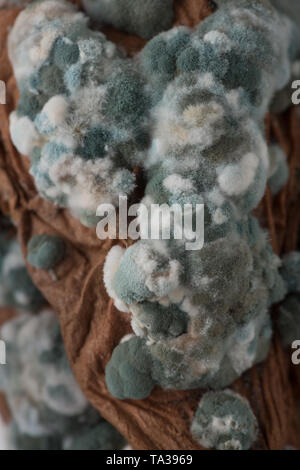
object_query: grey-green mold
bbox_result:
[0,231,45,312]
[27,234,65,270]
[280,252,300,295]
[105,0,295,398]
[0,310,125,450]
[191,390,258,450]
[8,0,143,225]
[106,336,155,400]
[82,0,174,40]
[7,0,300,408]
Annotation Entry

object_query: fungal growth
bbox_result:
[0,223,45,311]
[8,0,146,226]
[0,310,125,450]
[191,390,258,450]
[267,145,289,195]
[105,0,298,398]
[270,0,300,25]
[27,234,65,270]
[8,0,300,406]
[277,252,300,348]
[82,0,174,40]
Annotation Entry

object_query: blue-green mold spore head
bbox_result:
[0,238,45,312]
[267,145,289,195]
[191,390,258,450]
[103,68,150,127]
[105,336,156,400]
[27,234,66,270]
[82,0,174,40]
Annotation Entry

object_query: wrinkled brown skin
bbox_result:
[0,0,299,450]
